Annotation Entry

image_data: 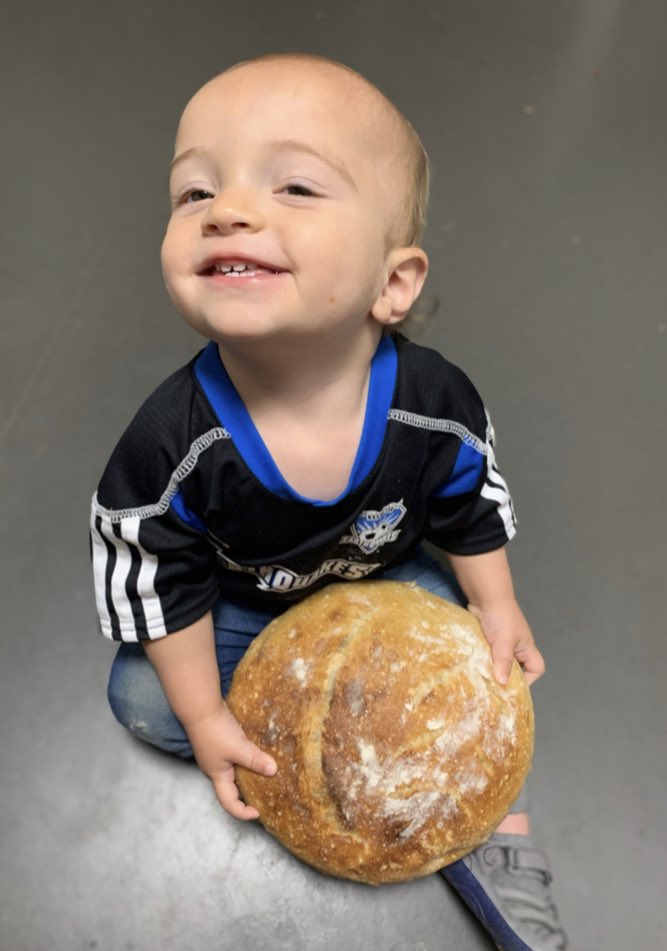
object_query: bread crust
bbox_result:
[227,581,534,885]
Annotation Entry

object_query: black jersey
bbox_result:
[90,334,516,642]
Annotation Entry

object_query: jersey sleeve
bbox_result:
[89,374,222,642]
[424,368,518,555]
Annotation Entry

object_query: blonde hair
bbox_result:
[397,119,430,247]
[224,52,430,247]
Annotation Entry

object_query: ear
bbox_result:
[371,247,429,326]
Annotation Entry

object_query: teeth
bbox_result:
[215,262,255,274]
[211,261,280,276]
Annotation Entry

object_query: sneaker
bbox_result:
[440,834,568,950]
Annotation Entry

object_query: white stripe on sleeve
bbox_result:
[99,516,139,642]
[121,516,167,640]
[90,501,113,638]
[90,495,168,641]
[480,413,517,540]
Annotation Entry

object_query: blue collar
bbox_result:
[194,335,397,507]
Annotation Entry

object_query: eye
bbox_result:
[282,183,317,198]
[179,187,214,205]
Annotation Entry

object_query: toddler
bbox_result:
[90,52,567,950]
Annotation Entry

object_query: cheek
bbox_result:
[160,230,185,288]
[160,230,174,272]
[160,240,189,314]
[289,215,385,301]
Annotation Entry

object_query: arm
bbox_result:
[446,548,545,687]
[143,612,277,820]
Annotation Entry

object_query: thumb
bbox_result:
[491,640,515,686]
[233,735,277,777]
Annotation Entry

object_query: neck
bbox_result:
[217,324,384,413]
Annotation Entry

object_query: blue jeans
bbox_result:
[107,547,465,759]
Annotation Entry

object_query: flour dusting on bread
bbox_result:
[290,657,309,685]
[227,581,534,885]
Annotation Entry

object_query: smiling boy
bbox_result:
[91,53,567,950]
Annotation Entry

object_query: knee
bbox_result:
[107,645,193,758]
[106,675,147,737]
[106,646,144,730]
[107,665,155,743]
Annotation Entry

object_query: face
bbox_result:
[161,61,406,348]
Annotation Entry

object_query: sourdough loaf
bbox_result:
[227,581,534,885]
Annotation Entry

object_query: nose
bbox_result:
[201,187,265,236]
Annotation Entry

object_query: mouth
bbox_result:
[198,257,287,278]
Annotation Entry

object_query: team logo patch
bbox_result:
[341,500,407,555]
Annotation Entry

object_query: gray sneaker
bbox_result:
[440,834,568,950]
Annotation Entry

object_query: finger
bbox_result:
[519,647,546,686]
[491,643,515,686]
[218,708,278,776]
[212,771,261,821]
[231,736,277,778]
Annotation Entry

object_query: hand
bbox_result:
[468,598,545,687]
[186,704,277,821]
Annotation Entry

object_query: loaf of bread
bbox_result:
[227,581,534,885]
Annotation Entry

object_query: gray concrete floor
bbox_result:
[1,1,665,948]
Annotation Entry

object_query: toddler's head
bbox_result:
[162,53,430,344]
